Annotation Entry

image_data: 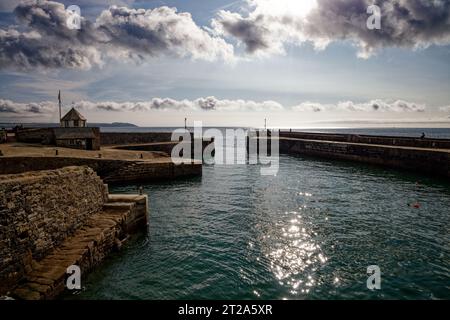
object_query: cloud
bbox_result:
[0,96,283,116]
[0,99,55,114]
[73,96,284,112]
[0,28,103,70]
[0,97,430,117]
[213,0,450,58]
[0,1,234,70]
[212,11,276,55]
[2,0,448,70]
[291,101,328,112]
[95,6,233,62]
[292,99,426,112]
[0,0,136,12]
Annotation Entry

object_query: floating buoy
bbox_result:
[408,202,421,208]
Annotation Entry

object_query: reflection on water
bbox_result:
[67,154,450,300]
[259,209,326,295]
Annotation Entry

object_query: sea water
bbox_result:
[67,128,450,300]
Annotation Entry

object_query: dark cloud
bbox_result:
[213,0,450,57]
[214,12,270,53]
[1,1,104,70]
[305,0,450,58]
[0,28,102,70]
[0,1,233,70]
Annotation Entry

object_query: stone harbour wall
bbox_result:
[15,128,55,145]
[0,166,107,294]
[11,194,148,300]
[279,131,450,149]
[103,161,202,183]
[278,138,450,178]
[113,139,214,160]
[0,156,127,176]
[101,131,214,147]
[0,156,202,184]
[100,132,175,145]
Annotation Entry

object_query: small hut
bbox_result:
[55,107,100,150]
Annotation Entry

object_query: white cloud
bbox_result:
[0,98,55,114]
[95,6,234,63]
[0,1,234,70]
[75,96,284,112]
[1,97,430,118]
[293,100,426,112]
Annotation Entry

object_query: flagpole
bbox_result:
[58,90,61,127]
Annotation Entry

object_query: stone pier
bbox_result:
[0,166,148,299]
[248,131,450,178]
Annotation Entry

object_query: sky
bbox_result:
[0,0,449,128]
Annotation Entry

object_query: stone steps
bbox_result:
[10,201,139,300]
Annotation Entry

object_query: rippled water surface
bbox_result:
[69,155,450,300]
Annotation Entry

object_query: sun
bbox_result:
[250,0,317,17]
